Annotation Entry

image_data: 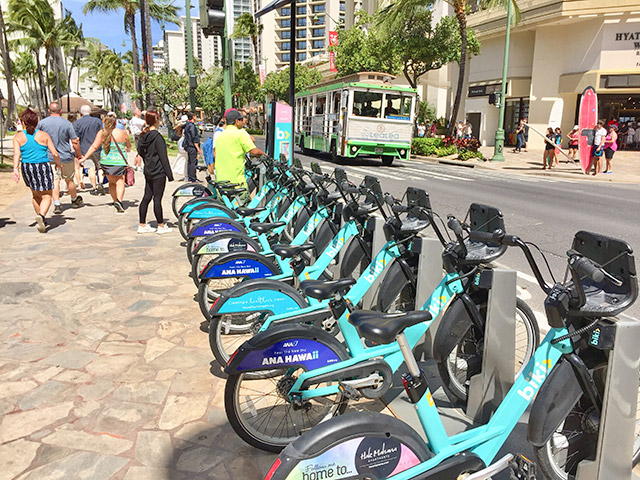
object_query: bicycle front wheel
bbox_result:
[533,364,640,479]
[225,369,348,453]
[437,298,540,404]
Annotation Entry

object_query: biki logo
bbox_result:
[517,359,552,401]
[427,296,447,317]
[363,259,387,284]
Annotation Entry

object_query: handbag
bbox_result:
[112,135,135,186]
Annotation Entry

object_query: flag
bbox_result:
[259,64,266,85]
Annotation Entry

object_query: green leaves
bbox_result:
[261,65,322,102]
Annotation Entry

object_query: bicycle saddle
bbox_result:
[349,310,432,345]
[249,221,286,234]
[272,244,315,259]
[300,278,356,300]
[235,207,265,217]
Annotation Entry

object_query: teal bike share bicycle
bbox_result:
[221,192,538,452]
[263,229,638,480]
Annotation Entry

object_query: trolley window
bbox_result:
[352,91,382,118]
[384,93,412,120]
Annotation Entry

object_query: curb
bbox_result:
[410,155,634,184]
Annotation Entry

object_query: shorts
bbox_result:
[54,162,76,181]
[102,165,127,176]
[84,152,101,170]
[604,147,615,159]
[569,143,578,149]
[592,146,603,157]
[22,162,54,191]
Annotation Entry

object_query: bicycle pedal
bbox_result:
[338,382,361,400]
[509,454,536,480]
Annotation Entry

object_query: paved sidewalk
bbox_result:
[0,178,275,479]
[414,146,640,184]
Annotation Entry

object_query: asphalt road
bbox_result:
[291,148,640,326]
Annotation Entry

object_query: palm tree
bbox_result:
[61,11,84,111]
[12,52,37,106]
[0,3,17,130]
[84,0,178,108]
[232,12,264,72]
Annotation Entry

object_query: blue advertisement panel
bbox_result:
[190,222,241,237]
[202,258,276,279]
[235,339,341,371]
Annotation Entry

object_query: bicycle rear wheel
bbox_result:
[437,298,540,404]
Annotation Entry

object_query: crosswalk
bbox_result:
[301,155,578,186]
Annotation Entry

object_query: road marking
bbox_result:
[346,166,404,181]
[399,166,473,182]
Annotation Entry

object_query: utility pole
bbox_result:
[491,0,512,162]
[185,0,197,111]
[223,4,232,110]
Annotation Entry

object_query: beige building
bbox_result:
[165,16,223,73]
[254,0,377,75]
[458,0,640,148]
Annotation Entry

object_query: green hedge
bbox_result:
[458,150,484,161]
[412,137,444,156]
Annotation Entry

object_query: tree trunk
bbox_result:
[126,11,142,109]
[36,54,49,110]
[448,1,467,137]
[252,35,259,73]
[0,4,17,131]
[143,0,153,106]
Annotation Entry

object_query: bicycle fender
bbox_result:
[200,252,280,280]
[527,357,583,447]
[178,197,222,216]
[225,323,348,374]
[432,295,476,363]
[193,232,259,256]
[187,217,245,238]
[186,204,234,220]
[210,279,307,317]
[270,412,431,480]
[171,183,212,197]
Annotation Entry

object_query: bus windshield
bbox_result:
[384,93,412,120]
[352,91,383,118]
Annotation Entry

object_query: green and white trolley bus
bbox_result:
[295,72,417,166]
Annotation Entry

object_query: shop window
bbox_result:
[352,91,382,118]
[600,74,640,89]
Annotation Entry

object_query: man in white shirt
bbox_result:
[129,109,146,168]
[591,120,607,175]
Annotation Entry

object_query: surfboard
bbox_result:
[578,86,598,173]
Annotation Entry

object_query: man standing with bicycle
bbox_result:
[213,109,265,205]
[183,112,202,182]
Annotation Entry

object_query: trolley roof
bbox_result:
[296,72,417,97]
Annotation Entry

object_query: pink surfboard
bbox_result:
[578,87,598,173]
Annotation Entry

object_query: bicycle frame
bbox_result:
[371,329,572,478]
[288,272,465,400]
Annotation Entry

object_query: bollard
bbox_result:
[466,268,517,423]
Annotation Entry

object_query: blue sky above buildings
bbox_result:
[62,0,187,53]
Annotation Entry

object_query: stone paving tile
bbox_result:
[0,182,277,479]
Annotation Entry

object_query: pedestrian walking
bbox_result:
[566,125,579,162]
[136,111,174,234]
[464,120,473,139]
[80,115,131,213]
[417,124,426,138]
[553,127,562,166]
[170,124,187,181]
[37,102,83,214]
[11,108,61,233]
[66,113,85,191]
[542,127,555,170]
[603,125,618,174]
[455,121,464,140]
[513,120,525,153]
[183,112,203,182]
[590,120,607,175]
[213,109,266,205]
[74,105,106,196]
[129,109,146,169]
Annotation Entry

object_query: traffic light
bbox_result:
[199,0,225,37]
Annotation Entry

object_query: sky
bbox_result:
[61,0,188,54]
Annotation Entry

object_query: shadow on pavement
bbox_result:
[30,214,74,231]
[0,217,17,228]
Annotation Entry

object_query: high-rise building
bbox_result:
[255,0,378,75]
[165,16,222,73]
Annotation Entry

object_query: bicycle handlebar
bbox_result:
[567,250,605,283]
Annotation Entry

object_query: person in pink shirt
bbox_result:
[603,125,618,174]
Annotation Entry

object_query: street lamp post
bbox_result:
[185,0,197,112]
[491,0,512,162]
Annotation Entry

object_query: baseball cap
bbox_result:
[225,109,245,123]
[573,125,579,130]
